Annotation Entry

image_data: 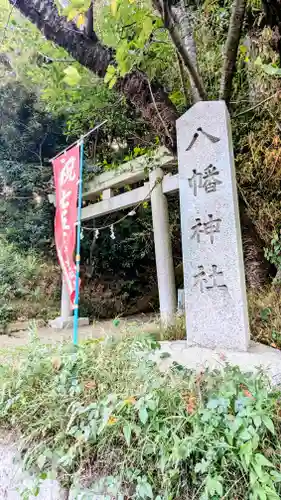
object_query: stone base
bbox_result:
[154,341,281,384]
[48,316,89,330]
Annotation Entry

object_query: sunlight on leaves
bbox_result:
[63,66,81,86]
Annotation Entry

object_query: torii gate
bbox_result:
[49,146,179,329]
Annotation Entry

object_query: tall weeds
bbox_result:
[1,334,281,499]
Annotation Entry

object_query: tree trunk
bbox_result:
[240,205,270,289]
[153,0,207,100]
[171,1,201,103]
[117,71,177,149]
[12,0,270,288]
[85,1,97,41]
[262,0,281,64]
[12,0,178,149]
[219,0,247,102]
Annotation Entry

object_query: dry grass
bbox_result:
[248,286,281,348]
[159,314,186,341]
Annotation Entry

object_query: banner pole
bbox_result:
[73,139,84,346]
[50,120,107,162]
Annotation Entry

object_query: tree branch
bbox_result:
[176,52,189,106]
[12,0,112,77]
[171,0,201,103]
[37,50,74,63]
[219,0,247,103]
[153,0,207,101]
[147,77,173,144]
[10,0,179,150]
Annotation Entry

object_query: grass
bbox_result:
[159,288,281,348]
[158,315,186,341]
[1,331,281,499]
[0,238,60,331]
[248,287,281,349]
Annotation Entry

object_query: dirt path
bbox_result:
[0,314,160,351]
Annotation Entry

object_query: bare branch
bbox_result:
[176,52,189,106]
[219,0,247,103]
[153,0,207,101]
[147,77,173,144]
[37,50,74,63]
[234,91,280,117]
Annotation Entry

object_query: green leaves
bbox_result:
[37,454,46,470]
[255,56,281,76]
[247,452,277,498]
[254,415,262,429]
[254,488,267,500]
[136,476,153,499]
[62,0,90,21]
[203,475,223,498]
[265,231,281,276]
[260,308,272,322]
[123,423,132,446]
[263,64,281,76]
[195,458,210,474]
[104,64,117,88]
[262,416,275,435]
[138,16,153,46]
[254,453,274,469]
[111,0,118,16]
[2,340,281,500]
[99,0,172,82]
[63,66,81,86]
[139,406,148,425]
[240,439,253,467]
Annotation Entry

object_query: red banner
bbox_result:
[52,145,80,307]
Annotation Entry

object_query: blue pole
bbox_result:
[73,139,84,346]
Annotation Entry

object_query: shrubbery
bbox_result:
[0,238,59,330]
[1,334,281,499]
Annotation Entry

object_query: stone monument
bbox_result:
[177,101,250,351]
